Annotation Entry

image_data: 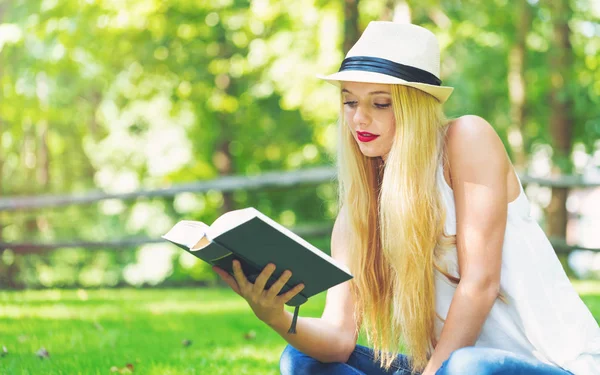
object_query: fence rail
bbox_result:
[0,167,336,211]
[2,168,600,212]
[2,167,599,254]
[0,224,333,254]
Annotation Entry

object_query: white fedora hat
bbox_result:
[317,21,454,104]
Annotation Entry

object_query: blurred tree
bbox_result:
[546,0,576,277]
[0,0,598,287]
[343,0,360,54]
[547,0,574,240]
[507,0,532,170]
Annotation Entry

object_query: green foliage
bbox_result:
[0,0,599,287]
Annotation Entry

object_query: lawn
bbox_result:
[1,281,599,375]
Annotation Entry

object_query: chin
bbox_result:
[359,149,384,159]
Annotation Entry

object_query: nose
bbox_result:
[352,104,371,126]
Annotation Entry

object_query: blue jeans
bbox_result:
[279,344,575,375]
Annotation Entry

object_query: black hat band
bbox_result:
[338,56,442,86]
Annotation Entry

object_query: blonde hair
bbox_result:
[336,83,457,372]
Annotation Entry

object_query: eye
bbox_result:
[343,101,357,108]
[375,103,391,109]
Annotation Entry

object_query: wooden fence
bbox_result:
[1,167,599,254]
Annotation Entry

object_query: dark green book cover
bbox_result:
[161,207,354,308]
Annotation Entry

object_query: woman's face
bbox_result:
[341,81,396,162]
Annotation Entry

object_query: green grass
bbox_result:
[0,281,599,375]
[0,288,326,375]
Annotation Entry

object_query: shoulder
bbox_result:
[445,115,508,178]
[446,115,502,149]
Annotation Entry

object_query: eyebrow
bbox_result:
[341,89,391,95]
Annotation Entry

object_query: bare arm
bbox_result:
[214,206,359,363]
[423,115,507,373]
[268,206,359,362]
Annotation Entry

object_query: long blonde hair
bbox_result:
[336,83,457,372]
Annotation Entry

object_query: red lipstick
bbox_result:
[357,131,379,142]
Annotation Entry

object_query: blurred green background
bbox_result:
[1,0,599,289]
[0,0,599,373]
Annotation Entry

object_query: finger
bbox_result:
[252,263,276,295]
[231,260,250,292]
[212,266,241,295]
[266,270,292,299]
[278,283,305,304]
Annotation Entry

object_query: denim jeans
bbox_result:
[279,344,575,375]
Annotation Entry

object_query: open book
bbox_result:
[161,207,353,333]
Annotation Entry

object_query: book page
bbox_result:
[190,235,211,251]
[206,207,258,239]
[162,220,209,249]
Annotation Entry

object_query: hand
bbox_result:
[213,260,305,326]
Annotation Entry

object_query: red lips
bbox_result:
[357,131,379,142]
[357,131,378,137]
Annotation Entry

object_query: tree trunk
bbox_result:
[213,135,234,213]
[547,0,575,276]
[0,120,4,246]
[35,72,52,239]
[87,91,102,181]
[547,0,574,240]
[89,91,102,140]
[343,0,360,54]
[38,121,50,187]
[507,0,531,170]
[380,0,396,21]
[0,2,18,289]
[214,32,236,215]
[0,2,4,245]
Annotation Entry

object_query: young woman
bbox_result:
[213,22,600,375]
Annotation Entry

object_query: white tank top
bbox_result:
[433,159,600,375]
